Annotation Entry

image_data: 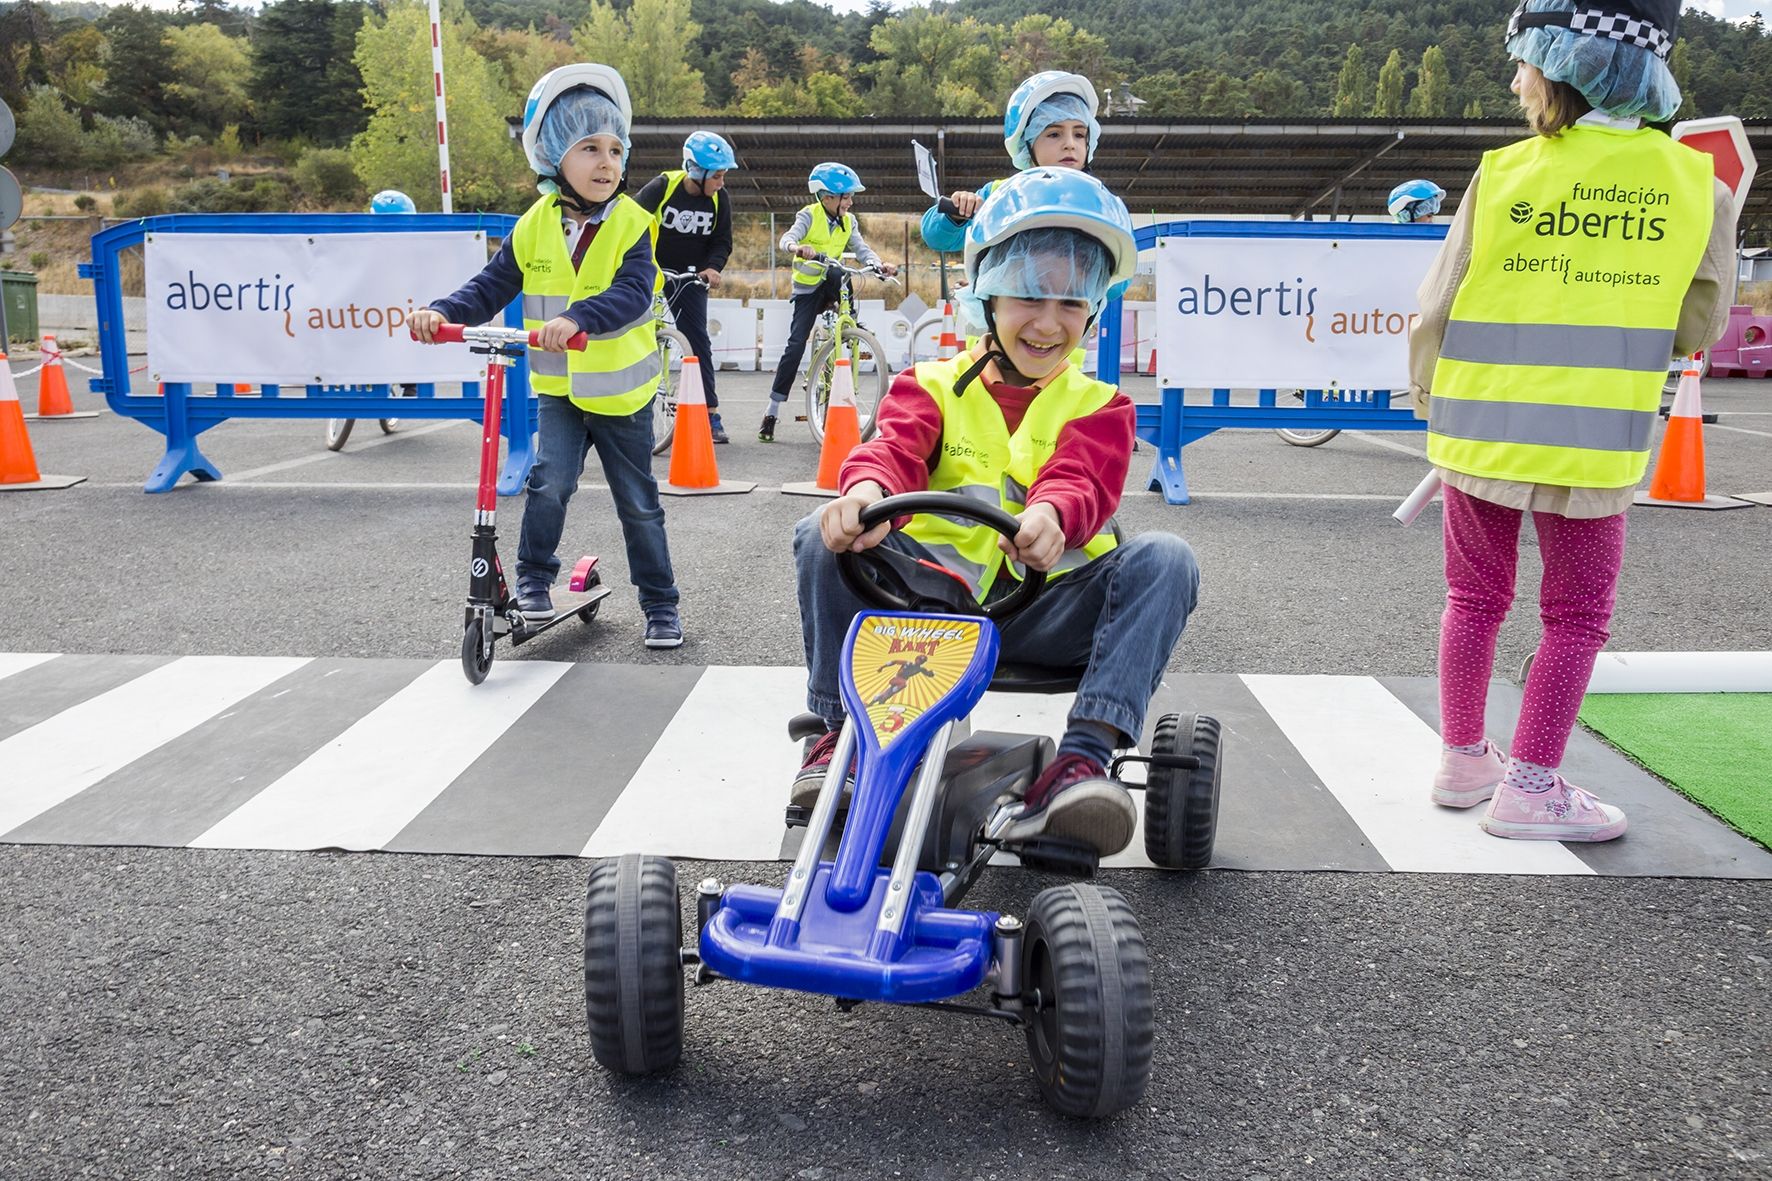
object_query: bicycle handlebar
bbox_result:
[662,268,710,288]
[424,323,588,351]
[807,253,900,284]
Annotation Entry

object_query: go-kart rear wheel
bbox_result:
[1021,884,1153,1118]
[583,854,684,1075]
[1144,713,1222,870]
[461,617,492,685]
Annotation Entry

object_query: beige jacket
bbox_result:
[1408,113,1739,518]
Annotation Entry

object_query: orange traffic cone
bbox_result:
[1,351,85,491]
[660,357,754,497]
[937,301,960,361]
[783,357,862,498]
[1635,364,1749,510]
[25,334,98,421]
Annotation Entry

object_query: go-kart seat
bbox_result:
[988,662,1085,694]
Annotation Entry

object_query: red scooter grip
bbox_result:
[430,323,466,343]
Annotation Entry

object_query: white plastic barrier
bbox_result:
[875,310,915,370]
[757,299,792,369]
[706,298,755,371]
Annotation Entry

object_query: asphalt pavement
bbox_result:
[1,362,1769,1179]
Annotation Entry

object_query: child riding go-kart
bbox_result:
[582,490,1223,1116]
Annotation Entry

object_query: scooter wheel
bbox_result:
[1021,884,1153,1118]
[324,418,353,451]
[576,600,600,624]
[1143,713,1221,870]
[583,854,684,1075]
[461,617,492,685]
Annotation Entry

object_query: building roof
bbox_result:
[617,117,1772,235]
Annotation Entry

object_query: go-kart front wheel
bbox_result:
[1144,713,1222,870]
[583,854,684,1075]
[1021,884,1153,1118]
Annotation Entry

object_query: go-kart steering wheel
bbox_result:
[837,492,1045,622]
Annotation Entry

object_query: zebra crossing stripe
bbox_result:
[0,653,57,684]
[0,656,311,836]
[190,660,570,852]
[1242,674,1594,875]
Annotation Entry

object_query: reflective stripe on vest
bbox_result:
[510,193,662,416]
[1427,125,1712,488]
[792,202,855,291]
[903,354,1119,600]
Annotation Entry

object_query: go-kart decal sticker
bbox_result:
[850,616,982,749]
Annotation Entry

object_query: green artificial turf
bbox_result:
[1579,693,1772,849]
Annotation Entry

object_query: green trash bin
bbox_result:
[2,270,39,347]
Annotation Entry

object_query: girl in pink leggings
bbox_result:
[1408,0,1737,841]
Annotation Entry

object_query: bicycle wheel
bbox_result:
[805,326,889,444]
[324,418,354,451]
[909,310,946,365]
[1274,390,1339,448]
[650,329,690,457]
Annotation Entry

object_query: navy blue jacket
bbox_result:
[427,223,654,338]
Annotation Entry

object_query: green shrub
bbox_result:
[294,147,365,208]
[73,194,97,213]
[30,252,50,270]
[114,186,172,218]
[86,115,158,168]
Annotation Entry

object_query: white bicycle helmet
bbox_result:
[521,64,633,177]
[1003,72,1101,170]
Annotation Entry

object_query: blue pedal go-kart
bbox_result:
[582,492,1223,1116]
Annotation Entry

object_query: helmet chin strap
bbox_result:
[954,302,1098,396]
[552,171,621,215]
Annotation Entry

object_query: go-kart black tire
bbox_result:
[1021,884,1153,1118]
[461,617,491,685]
[1144,712,1222,870]
[583,854,684,1075]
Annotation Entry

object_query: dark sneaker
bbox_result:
[515,586,555,623]
[790,728,855,810]
[1000,753,1136,856]
[709,413,730,445]
[644,606,684,649]
[758,414,777,442]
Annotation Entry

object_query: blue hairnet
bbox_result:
[956,227,1114,334]
[536,87,630,185]
[1022,95,1100,164]
[1506,0,1681,121]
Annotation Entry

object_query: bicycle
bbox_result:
[648,269,707,457]
[323,384,415,450]
[799,252,898,444]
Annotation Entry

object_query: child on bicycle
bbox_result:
[760,163,898,442]
[1412,0,1736,840]
[791,169,1201,859]
[634,131,736,444]
[410,64,684,649]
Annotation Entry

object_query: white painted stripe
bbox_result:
[1711,422,1772,440]
[583,666,810,859]
[228,420,464,482]
[0,653,58,683]
[1242,674,1592,875]
[0,656,310,834]
[191,659,569,851]
[1346,430,1429,458]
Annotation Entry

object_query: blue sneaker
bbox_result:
[709,413,730,445]
[644,606,684,649]
[515,586,554,623]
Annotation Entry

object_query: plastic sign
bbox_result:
[1671,116,1756,218]
[912,140,939,201]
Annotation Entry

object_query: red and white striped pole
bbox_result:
[427,0,453,213]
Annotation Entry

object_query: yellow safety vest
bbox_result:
[1428,125,1713,487]
[510,193,661,416]
[903,353,1120,600]
[792,202,855,292]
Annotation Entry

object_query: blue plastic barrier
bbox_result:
[1100,219,1447,504]
[82,213,533,494]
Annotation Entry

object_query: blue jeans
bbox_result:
[792,512,1200,744]
[518,393,678,611]
[769,273,843,405]
[665,279,717,409]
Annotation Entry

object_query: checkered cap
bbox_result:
[1508,1,1675,61]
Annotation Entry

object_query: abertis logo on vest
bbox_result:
[1500,181,1679,290]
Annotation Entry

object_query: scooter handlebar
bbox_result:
[422,323,588,351]
[937,196,968,222]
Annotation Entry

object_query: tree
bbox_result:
[352,0,522,211]
[1331,44,1367,117]
[12,85,86,169]
[1180,68,1255,118]
[98,4,175,132]
[48,25,109,110]
[164,24,252,137]
[0,0,54,108]
[252,0,369,145]
[574,0,705,116]
[1408,45,1450,118]
[1463,97,1484,118]
[472,25,576,100]
[862,10,1001,115]
[1248,68,1307,117]
[1372,48,1405,118]
[1001,15,1111,84]
[1669,41,1698,121]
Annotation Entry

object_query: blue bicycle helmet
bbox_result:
[370,190,417,214]
[684,131,737,173]
[1003,71,1101,171]
[808,162,865,195]
[1388,179,1446,223]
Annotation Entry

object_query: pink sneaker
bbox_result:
[1482,775,1628,842]
[1432,740,1507,808]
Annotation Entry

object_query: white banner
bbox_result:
[1154,233,1444,390]
[144,231,490,385]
